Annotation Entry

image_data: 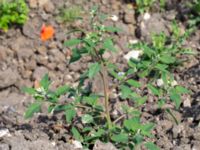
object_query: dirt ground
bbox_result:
[0,0,199,150]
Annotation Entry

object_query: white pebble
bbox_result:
[0,129,11,138]
[143,12,151,20]
[156,79,164,87]
[129,39,138,44]
[110,15,119,22]
[72,140,83,149]
[124,50,142,61]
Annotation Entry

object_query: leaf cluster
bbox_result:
[0,0,29,31]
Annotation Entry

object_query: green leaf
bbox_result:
[158,99,165,108]
[135,96,147,106]
[65,105,76,123]
[69,48,82,63]
[159,55,176,64]
[147,84,160,96]
[145,142,160,150]
[141,123,155,137]
[81,114,94,124]
[83,95,98,106]
[155,64,168,72]
[40,74,50,91]
[71,127,83,141]
[126,79,141,88]
[120,85,132,99]
[88,62,101,79]
[46,91,58,103]
[103,38,116,52]
[133,134,143,145]
[170,88,181,109]
[124,118,140,131]
[55,85,70,96]
[64,39,81,47]
[22,87,36,95]
[111,133,128,143]
[25,102,41,119]
[104,26,122,32]
[175,86,190,94]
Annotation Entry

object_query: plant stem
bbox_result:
[100,63,112,129]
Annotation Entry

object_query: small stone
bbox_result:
[129,39,138,44]
[38,0,49,7]
[183,98,191,107]
[172,124,184,138]
[69,62,81,72]
[124,10,135,24]
[32,66,49,80]
[0,129,10,138]
[28,0,37,8]
[0,68,20,89]
[124,50,142,61]
[23,18,42,39]
[110,15,119,22]
[72,140,83,149]
[36,55,49,66]
[174,144,191,150]
[43,1,55,13]
[37,46,47,56]
[0,144,9,150]
[192,140,200,150]
[143,12,151,20]
[156,79,164,87]
[93,140,117,150]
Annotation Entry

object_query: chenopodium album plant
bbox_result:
[23,7,191,150]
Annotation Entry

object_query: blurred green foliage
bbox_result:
[0,0,29,31]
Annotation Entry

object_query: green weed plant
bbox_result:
[23,7,192,150]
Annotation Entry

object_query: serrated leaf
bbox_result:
[88,62,101,79]
[83,95,98,106]
[22,87,36,95]
[135,96,147,106]
[55,85,70,96]
[145,142,160,150]
[141,123,155,137]
[111,133,128,143]
[103,38,116,52]
[147,84,160,96]
[40,74,50,91]
[126,79,141,88]
[69,48,82,63]
[64,39,81,47]
[25,102,41,119]
[124,118,140,131]
[81,114,93,124]
[120,85,132,99]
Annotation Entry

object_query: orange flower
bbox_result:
[40,24,55,41]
